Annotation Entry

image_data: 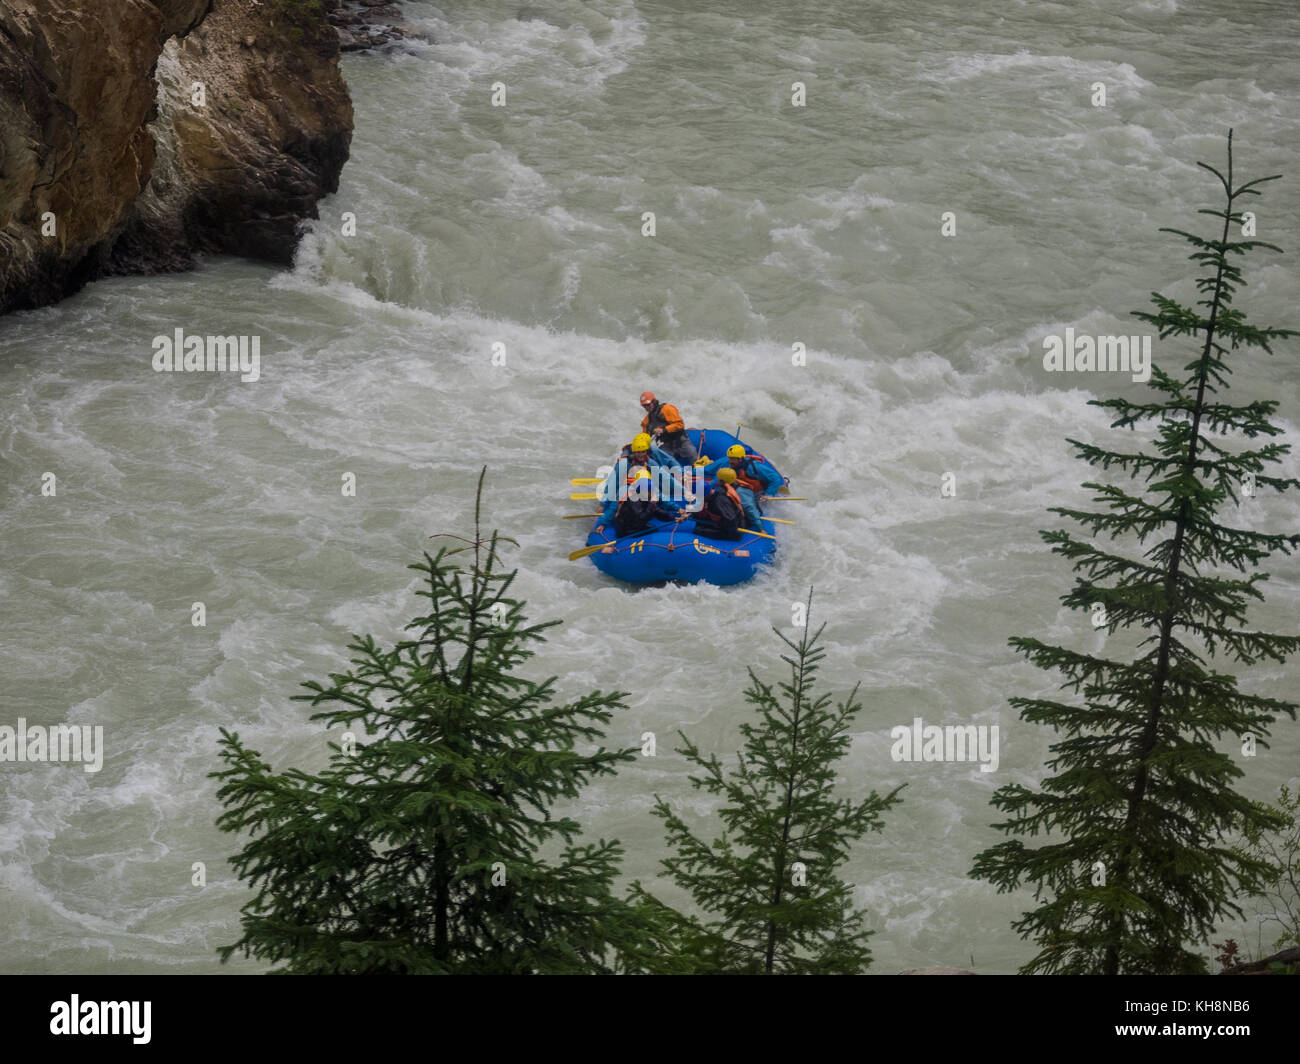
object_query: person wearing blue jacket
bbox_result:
[700,444,784,526]
[734,482,765,531]
[600,433,685,506]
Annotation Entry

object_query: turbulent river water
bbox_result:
[2,0,1299,973]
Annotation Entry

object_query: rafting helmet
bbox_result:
[726,444,746,459]
[717,468,738,483]
[631,433,652,452]
[633,467,652,480]
[639,391,656,407]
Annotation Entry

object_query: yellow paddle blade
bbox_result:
[740,527,776,540]
[570,477,605,485]
[568,542,609,561]
[570,492,599,500]
[761,516,795,525]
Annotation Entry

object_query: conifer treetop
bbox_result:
[639,590,902,974]
[971,132,1298,975]
[212,468,669,973]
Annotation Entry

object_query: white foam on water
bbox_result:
[923,50,1155,90]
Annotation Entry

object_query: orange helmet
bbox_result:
[639,391,655,407]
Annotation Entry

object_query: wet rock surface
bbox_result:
[326,0,425,52]
[0,0,354,314]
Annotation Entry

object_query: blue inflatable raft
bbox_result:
[583,428,785,586]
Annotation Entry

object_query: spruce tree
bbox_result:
[212,470,667,973]
[636,592,903,974]
[971,132,1300,974]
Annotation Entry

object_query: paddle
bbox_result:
[570,477,605,486]
[568,519,680,561]
[564,513,602,519]
[762,516,795,525]
[740,527,776,540]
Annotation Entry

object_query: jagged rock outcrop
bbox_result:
[327,0,422,52]
[154,0,212,37]
[0,0,352,315]
[110,0,353,271]
[0,0,163,311]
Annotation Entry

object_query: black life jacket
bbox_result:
[701,484,742,529]
[614,497,670,535]
[644,403,669,435]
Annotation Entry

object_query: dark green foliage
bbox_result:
[212,470,669,973]
[971,133,1299,974]
[637,592,903,974]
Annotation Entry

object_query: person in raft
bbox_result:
[619,431,675,468]
[700,444,784,522]
[639,391,698,464]
[692,467,744,540]
[600,432,673,503]
[598,468,684,538]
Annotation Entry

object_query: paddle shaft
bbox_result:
[568,519,680,561]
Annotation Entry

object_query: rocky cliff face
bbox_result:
[0,0,353,315]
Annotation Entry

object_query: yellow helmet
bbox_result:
[717,468,738,483]
[726,444,746,459]
[631,433,652,453]
[633,467,652,480]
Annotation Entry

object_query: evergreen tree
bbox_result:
[212,470,668,973]
[637,592,903,974]
[971,132,1300,974]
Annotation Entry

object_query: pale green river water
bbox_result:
[1,0,1298,972]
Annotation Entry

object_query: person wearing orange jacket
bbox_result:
[639,391,697,463]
